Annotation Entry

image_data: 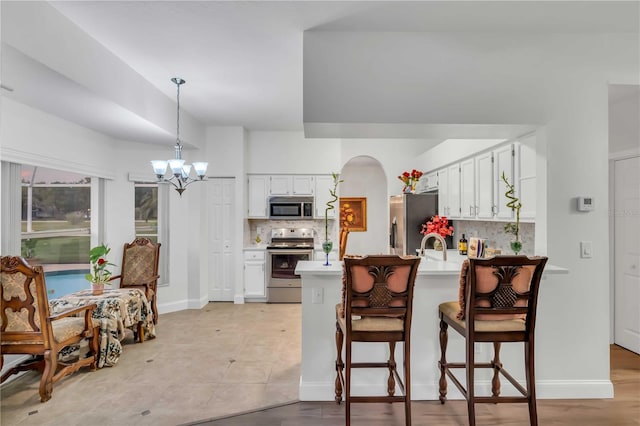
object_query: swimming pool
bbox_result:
[44,269,91,298]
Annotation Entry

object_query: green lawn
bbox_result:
[21,220,90,232]
[20,220,157,264]
[22,236,90,264]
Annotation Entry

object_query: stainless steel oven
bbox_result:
[266,228,314,303]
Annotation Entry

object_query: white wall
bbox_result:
[609,86,640,156]
[340,157,388,255]
[247,131,341,174]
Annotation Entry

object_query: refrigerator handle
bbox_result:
[390,220,397,249]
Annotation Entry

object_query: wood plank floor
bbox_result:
[189,345,640,426]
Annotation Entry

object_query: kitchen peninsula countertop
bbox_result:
[296,251,574,402]
[295,250,568,276]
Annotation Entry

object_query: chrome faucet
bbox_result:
[419,233,448,261]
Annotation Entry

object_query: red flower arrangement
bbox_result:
[420,215,454,238]
[398,169,423,192]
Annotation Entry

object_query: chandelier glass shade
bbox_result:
[151,77,208,195]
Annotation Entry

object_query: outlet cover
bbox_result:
[312,288,323,304]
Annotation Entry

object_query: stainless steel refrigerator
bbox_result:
[389,193,451,255]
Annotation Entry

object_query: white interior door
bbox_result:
[614,156,640,354]
[208,178,235,301]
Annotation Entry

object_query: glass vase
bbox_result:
[322,240,333,266]
[510,238,523,255]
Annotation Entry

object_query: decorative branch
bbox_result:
[325,172,343,241]
[501,171,521,240]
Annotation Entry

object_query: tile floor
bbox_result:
[0,303,301,426]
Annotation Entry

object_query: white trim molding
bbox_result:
[0,147,116,180]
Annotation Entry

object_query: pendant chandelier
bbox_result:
[150,77,208,196]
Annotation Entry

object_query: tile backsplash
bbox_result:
[453,220,535,255]
[245,219,337,247]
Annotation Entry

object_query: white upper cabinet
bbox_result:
[460,158,475,218]
[269,175,314,196]
[437,167,449,216]
[247,175,269,218]
[292,175,315,195]
[448,164,461,218]
[314,175,336,219]
[269,175,292,195]
[475,151,494,219]
[429,137,536,222]
[517,136,536,220]
[416,171,438,193]
[438,164,461,218]
[494,143,516,220]
[248,174,333,219]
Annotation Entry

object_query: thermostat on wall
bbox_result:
[577,196,594,212]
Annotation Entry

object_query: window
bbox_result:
[133,181,168,286]
[134,183,158,242]
[21,165,91,268]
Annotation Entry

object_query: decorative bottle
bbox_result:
[458,234,468,255]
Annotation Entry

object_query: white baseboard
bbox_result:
[234,295,246,304]
[299,379,614,401]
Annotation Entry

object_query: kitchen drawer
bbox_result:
[244,250,265,261]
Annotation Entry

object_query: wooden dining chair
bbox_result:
[339,227,350,260]
[1,256,99,402]
[109,237,160,326]
[335,254,421,426]
[438,255,548,426]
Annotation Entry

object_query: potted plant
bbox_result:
[85,243,116,295]
[501,171,522,254]
[323,172,343,266]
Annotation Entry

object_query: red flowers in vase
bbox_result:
[420,215,454,238]
[397,169,423,193]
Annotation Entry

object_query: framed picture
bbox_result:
[339,197,367,232]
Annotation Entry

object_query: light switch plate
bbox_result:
[580,241,593,258]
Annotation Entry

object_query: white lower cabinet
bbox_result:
[243,250,266,301]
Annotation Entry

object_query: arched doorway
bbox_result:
[340,156,388,255]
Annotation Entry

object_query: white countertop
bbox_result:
[295,250,568,276]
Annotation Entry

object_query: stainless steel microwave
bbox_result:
[269,197,314,219]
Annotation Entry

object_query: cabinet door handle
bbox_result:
[469,205,474,216]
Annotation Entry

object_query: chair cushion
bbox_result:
[457,260,535,321]
[440,301,525,332]
[336,304,404,332]
[4,317,88,345]
[52,317,89,343]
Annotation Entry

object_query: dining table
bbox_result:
[49,287,155,368]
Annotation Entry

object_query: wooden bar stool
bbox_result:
[335,255,421,426]
[438,255,548,426]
